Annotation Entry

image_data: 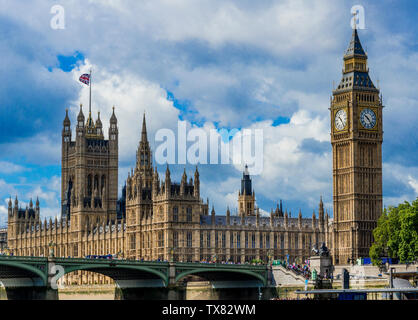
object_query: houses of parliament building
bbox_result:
[6,27,383,283]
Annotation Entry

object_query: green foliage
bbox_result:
[398,199,418,262]
[370,198,418,265]
[250,258,264,264]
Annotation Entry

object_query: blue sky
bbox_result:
[0,0,417,225]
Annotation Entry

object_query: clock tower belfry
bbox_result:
[330,28,383,264]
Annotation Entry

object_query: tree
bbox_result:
[370,198,418,265]
[398,199,418,262]
[370,211,389,266]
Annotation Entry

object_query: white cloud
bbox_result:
[0,162,27,174]
[0,134,61,165]
[70,61,180,165]
[0,205,7,227]
[382,163,418,207]
[407,175,418,195]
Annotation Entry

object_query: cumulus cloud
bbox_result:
[0,162,27,174]
[408,176,418,194]
[69,61,180,166]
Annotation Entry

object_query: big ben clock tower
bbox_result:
[331,27,383,264]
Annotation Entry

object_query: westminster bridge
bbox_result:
[0,256,276,300]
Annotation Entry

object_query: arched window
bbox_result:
[186,207,192,222]
[173,231,178,247]
[94,175,99,191]
[158,231,164,247]
[173,206,178,222]
[87,175,92,196]
[101,175,106,195]
[187,232,192,248]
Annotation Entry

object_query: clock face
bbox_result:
[334,109,347,131]
[360,108,376,129]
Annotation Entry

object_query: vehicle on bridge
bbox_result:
[85,254,114,260]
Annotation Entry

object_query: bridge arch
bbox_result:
[0,260,47,286]
[175,268,267,286]
[60,264,169,287]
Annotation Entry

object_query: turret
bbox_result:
[180,168,187,196]
[226,206,230,225]
[152,167,159,197]
[312,210,317,229]
[8,197,12,217]
[284,209,288,227]
[109,106,118,147]
[298,209,302,229]
[211,206,215,225]
[95,111,104,139]
[270,209,274,226]
[238,164,255,216]
[137,113,152,173]
[165,165,171,196]
[13,196,18,217]
[62,108,71,144]
[194,166,200,198]
[76,104,85,138]
[256,207,260,227]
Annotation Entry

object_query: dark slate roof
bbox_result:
[335,71,377,92]
[345,29,366,57]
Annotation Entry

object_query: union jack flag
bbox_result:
[79,73,90,85]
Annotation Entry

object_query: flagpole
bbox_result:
[89,69,92,114]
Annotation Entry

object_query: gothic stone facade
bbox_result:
[125,116,328,263]
[6,28,383,282]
